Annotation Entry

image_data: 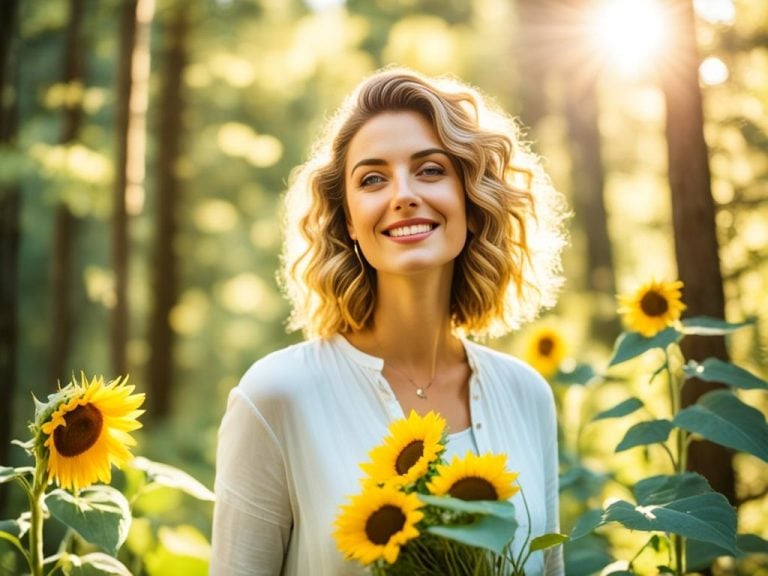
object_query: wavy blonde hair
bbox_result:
[280,68,568,339]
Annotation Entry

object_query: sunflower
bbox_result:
[41,374,145,491]
[618,279,686,337]
[427,452,519,502]
[523,325,567,378]
[333,483,424,565]
[361,410,446,487]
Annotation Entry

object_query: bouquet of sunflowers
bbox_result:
[333,411,566,575]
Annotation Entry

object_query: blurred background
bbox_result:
[1,0,766,574]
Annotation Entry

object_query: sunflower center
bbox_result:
[448,477,498,501]
[395,440,424,475]
[537,337,555,357]
[640,291,669,317]
[53,403,103,457]
[365,505,406,545]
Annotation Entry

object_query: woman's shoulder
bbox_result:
[465,339,552,395]
[236,338,334,400]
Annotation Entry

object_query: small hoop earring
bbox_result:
[353,240,364,267]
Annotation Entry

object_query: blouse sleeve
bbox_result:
[210,387,292,575]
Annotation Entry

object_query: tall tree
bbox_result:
[49,0,86,387]
[112,0,153,377]
[563,66,620,343]
[660,0,735,506]
[516,0,619,342]
[0,0,21,513]
[112,0,137,378]
[148,3,185,419]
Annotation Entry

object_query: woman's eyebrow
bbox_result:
[350,148,450,176]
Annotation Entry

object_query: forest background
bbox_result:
[1,0,766,574]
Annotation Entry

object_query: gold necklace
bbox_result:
[386,362,435,400]
[373,333,437,400]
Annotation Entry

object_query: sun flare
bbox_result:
[590,0,669,76]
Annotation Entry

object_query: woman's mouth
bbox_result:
[385,223,436,238]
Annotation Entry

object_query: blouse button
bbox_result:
[472,394,480,401]
[475,422,482,430]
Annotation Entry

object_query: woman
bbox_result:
[211,68,568,575]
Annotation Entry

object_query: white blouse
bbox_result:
[211,334,563,575]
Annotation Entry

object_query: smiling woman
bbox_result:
[211,67,569,576]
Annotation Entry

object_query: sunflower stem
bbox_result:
[665,346,687,576]
[28,439,50,576]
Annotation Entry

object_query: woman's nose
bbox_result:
[390,173,419,211]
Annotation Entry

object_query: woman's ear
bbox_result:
[347,220,357,240]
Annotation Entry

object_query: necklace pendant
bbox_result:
[416,388,427,399]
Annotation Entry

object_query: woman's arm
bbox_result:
[211,388,292,575]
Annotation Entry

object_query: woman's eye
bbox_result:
[360,174,385,187]
[419,165,445,177]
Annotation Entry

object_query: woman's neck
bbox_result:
[353,268,464,372]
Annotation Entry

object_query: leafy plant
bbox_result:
[568,281,768,574]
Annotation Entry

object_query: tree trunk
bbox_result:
[49,0,86,387]
[0,0,20,513]
[660,0,735,506]
[112,0,139,378]
[515,0,551,128]
[518,0,620,343]
[148,4,185,419]
[563,75,621,344]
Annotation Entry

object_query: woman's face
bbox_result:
[344,110,467,278]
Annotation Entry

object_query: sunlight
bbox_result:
[589,0,668,77]
[693,0,735,24]
[699,56,729,85]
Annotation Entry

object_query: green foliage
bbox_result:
[569,316,767,574]
[46,486,131,556]
[673,390,768,462]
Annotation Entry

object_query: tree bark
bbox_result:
[660,0,735,505]
[112,0,139,378]
[49,0,86,387]
[563,72,620,343]
[518,0,620,343]
[148,4,186,419]
[0,0,20,514]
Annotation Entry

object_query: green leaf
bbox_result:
[530,532,569,552]
[736,533,768,554]
[563,534,613,576]
[426,514,517,556]
[46,485,131,555]
[593,397,644,421]
[570,509,603,540]
[683,358,767,390]
[0,466,34,485]
[681,316,754,335]
[615,419,673,452]
[418,494,517,519]
[143,525,210,576]
[64,552,132,576]
[633,473,712,505]
[558,466,610,500]
[608,328,682,367]
[0,529,27,561]
[686,532,768,570]
[0,517,30,539]
[130,457,215,502]
[673,390,768,462]
[555,363,597,386]
[603,493,737,554]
